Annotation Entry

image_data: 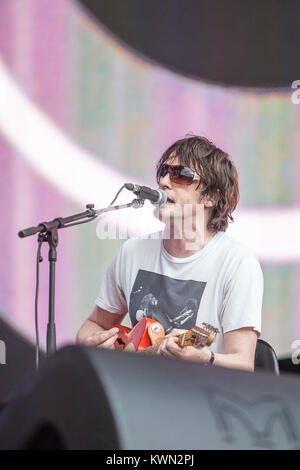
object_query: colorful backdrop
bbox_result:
[0,0,299,357]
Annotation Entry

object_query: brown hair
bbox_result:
[156,135,239,232]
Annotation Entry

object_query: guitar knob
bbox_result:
[148,322,165,346]
[151,323,161,333]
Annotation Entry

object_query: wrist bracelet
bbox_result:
[205,350,215,366]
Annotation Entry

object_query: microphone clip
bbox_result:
[131,198,145,209]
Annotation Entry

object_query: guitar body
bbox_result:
[114,318,218,354]
[114,317,165,351]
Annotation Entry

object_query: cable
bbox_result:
[109,184,125,206]
[35,235,44,371]
[60,215,98,229]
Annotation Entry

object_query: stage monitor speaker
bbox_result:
[0,345,300,450]
[0,315,45,406]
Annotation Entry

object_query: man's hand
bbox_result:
[80,327,120,350]
[157,328,211,363]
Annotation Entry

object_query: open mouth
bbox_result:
[167,197,175,204]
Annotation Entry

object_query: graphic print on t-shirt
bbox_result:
[129,269,206,334]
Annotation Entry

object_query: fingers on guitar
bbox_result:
[163,336,181,355]
[86,328,119,347]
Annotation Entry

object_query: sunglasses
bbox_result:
[156,164,201,185]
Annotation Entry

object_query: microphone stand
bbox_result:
[18,197,145,359]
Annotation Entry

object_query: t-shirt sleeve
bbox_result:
[95,244,128,315]
[220,254,264,335]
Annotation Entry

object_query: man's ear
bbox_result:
[204,197,214,208]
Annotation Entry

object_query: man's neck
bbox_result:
[162,227,217,258]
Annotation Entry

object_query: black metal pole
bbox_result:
[46,229,58,356]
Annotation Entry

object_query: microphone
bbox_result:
[125,183,167,207]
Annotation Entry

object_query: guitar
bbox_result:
[114,317,219,354]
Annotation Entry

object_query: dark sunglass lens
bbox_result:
[156,164,168,183]
[157,164,195,185]
[171,167,194,185]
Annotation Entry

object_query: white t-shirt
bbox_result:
[95,231,263,353]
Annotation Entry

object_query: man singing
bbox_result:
[76,135,263,371]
